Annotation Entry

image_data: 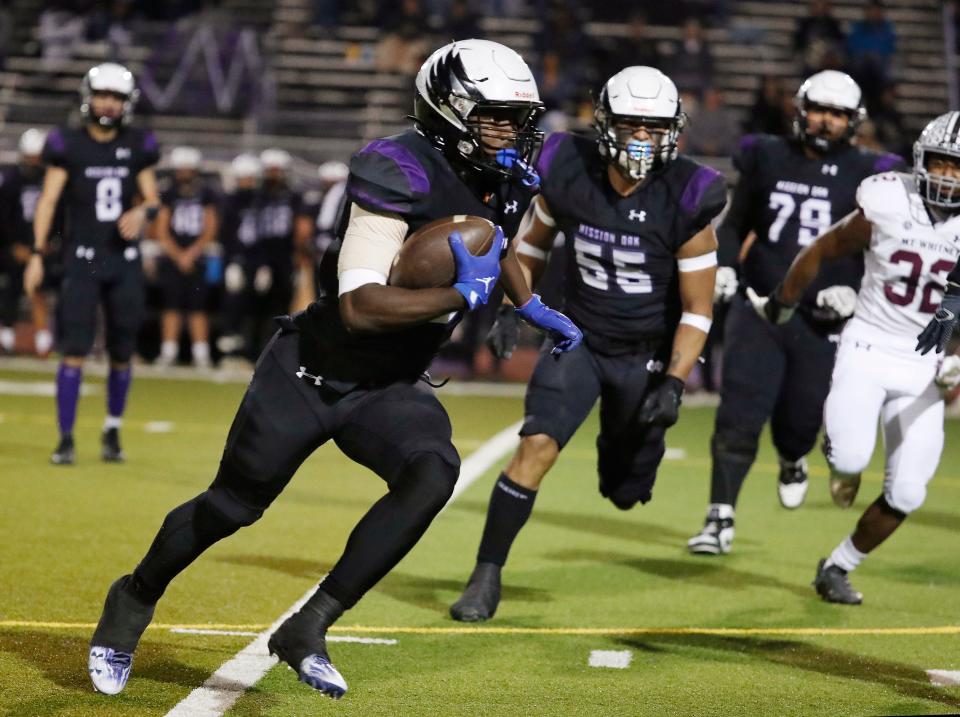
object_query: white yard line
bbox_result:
[588,650,633,669]
[163,421,519,717]
[927,669,960,686]
[0,380,99,396]
[144,421,175,433]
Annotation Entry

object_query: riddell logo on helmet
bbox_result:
[514,91,534,99]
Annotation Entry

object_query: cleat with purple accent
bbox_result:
[88,646,133,695]
[298,655,348,699]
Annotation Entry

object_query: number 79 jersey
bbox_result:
[536,132,727,341]
[852,172,960,346]
[42,125,159,252]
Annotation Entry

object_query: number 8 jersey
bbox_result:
[42,125,159,252]
[536,132,727,342]
[850,171,960,350]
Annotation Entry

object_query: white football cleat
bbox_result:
[298,655,348,699]
[777,456,809,509]
[687,504,735,555]
[88,646,133,695]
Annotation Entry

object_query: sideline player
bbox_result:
[153,146,219,368]
[751,111,960,604]
[688,71,905,555]
[450,66,726,622]
[24,63,160,464]
[87,39,581,699]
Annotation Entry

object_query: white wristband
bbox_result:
[517,239,548,261]
[534,199,556,227]
[680,312,712,333]
[677,251,718,272]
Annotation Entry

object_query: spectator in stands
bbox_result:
[594,11,663,86]
[535,4,593,113]
[846,0,897,113]
[746,75,792,135]
[87,0,136,60]
[685,86,738,157]
[442,0,481,40]
[793,0,846,75]
[663,18,714,97]
[154,147,219,368]
[375,0,430,76]
[38,1,86,72]
[871,82,909,157]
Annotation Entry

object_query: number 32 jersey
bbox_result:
[42,125,159,253]
[850,172,960,349]
[537,132,727,342]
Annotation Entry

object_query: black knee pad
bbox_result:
[711,429,759,464]
[396,451,458,511]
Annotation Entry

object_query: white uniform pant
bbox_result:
[822,332,944,514]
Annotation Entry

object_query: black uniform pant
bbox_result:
[0,258,22,326]
[222,255,293,358]
[133,325,461,609]
[710,296,839,506]
[58,247,145,362]
[522,338,668,509]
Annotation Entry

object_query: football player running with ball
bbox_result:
[451,66,727,623]
[87,40,580,700]
[24,63,160,465]
[752,112,960,605]
[688,71,906,556]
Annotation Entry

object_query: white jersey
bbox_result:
[850,171,960,355]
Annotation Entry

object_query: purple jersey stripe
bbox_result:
[738,134,759,154]
[349,186,409,214]
[680,165,724,215]
[143,131,158,152]
[46,128,67,153]
[873,152,903,173]
[535,132,567,179]
[359,139,429,194]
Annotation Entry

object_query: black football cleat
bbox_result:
[51,434,75,465]
[813,559,863,605]
[268,593,347,699]
[101,427,125,463]
[450,562,502,622]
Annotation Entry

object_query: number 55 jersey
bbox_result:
[849,171,960,352]
[536,131,727,344]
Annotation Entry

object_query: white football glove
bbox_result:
[254,265,273,294]
[224,262,245,293]
[936,355,960,391]
[746,286,795,325]
[816,285,858,320]
[714,266,738,303]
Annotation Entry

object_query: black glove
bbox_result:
[916,282,960,355]
[636,375,685,428]
[486,304,520,359]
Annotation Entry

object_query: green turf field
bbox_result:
[1,367,959,716]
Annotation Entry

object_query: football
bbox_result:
[389,215,498,289]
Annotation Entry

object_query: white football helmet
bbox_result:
[914,111,960,210]
[19,128,46,157]
[80,62,139,128]
[414,39,544,181]
[170,146,202,170]
[793,70,866,152]
[595,66,686,181]
[260,148,292,170]
[231,153,261,179]
[318,160,348,183]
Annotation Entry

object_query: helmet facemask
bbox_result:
[595,105,683,181]
[915,147,960,211]
[80,64,139,128]
[794,99,861,153]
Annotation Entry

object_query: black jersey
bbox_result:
[296,128,534,385]
[537,132,727,342]
[254,184,304,263]
[219,188,259,260]
[161,182,217,249]
[42,125,159,253]
[719,134,905,312]
[0,164,44,247]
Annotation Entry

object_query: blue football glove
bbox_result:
[916,282,960,355]
[515,294,583,355]
[450,226,506,311]
[496,148,541,191]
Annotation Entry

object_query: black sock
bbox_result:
[709,432,757,507]
[476,473,538,567]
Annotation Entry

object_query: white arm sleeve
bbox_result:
[337,203,408,296]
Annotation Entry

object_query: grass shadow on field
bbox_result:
[0,628,211,693]
[216,553,550,613]
[619,633,960,711]
[450,500,715,549]
[546,550,810,599]
[908,508,960,534]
